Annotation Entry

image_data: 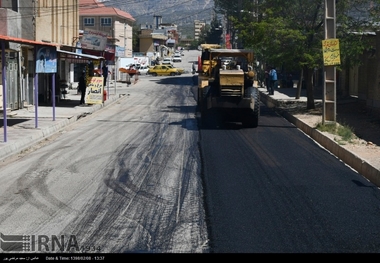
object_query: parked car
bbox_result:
[147,65,180,76]
[162,57,173,65]
[136,64,150,75]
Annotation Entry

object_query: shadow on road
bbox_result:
[0,118,31,128]
[149,76,195,86]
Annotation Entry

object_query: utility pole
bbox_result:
[323,0,337,124]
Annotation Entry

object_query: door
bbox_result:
[6,58,19,110]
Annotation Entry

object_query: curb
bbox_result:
[260,91,380,187]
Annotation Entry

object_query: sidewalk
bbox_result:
[0,82,128,162]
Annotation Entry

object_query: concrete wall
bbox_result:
[346,34,380,114]
[358,34,380,113]
[0,8,21,38]
[114,20,133,57]
[20,1,34,40]
[35,0,79,46]
[140,37,154,54]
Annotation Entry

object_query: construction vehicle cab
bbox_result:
[197,48,259,128]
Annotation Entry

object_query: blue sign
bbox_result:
[116,46,125,57]
[36,47,57,73]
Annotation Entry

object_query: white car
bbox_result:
[162,57,173,65]
[172,54,182,62]
[137,65,150,75]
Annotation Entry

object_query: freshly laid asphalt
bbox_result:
[1,80,379,187]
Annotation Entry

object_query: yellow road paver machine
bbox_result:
[197,45,259,128]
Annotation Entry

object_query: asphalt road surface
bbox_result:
[201,105,380,253]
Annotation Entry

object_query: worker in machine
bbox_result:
[211,59,222,78]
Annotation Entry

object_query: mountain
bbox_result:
[100,0,214,32]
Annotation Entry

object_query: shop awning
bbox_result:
[57,49,104,60]
[0,34,58,46]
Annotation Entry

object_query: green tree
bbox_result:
[196,16,223,46]
[215,0,380,109]
[205,16,223,44]
[132,23,140,52]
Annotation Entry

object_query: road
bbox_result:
[0,52,207,253]
[201,105,380,253]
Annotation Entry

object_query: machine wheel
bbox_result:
[243,87,260,128]
[200,86,210,126]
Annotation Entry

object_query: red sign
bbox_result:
[225,33,232,49]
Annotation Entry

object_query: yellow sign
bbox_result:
[322,39,341,66]
[85,77,104,104]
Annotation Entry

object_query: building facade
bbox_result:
[194,20,205,40]
[79,0,135,81]
[138,21,179,61]
[0,0,79,109]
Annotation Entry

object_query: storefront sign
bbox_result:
[85,77,104,104]
[81,29,108,51]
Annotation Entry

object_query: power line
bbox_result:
[2,0,214,28]
[3,0,211,24]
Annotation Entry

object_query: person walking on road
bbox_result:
[78,72,87,105]
[269,67,278,95]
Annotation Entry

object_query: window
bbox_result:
[101,18,112,27]
[11,0,18,12]
[84,18,95,26]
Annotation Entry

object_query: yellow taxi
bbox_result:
[147,65,181,76]
[167,65,185,74]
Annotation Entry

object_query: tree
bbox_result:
[196,16,223,46]
[132,23,140,52]
[205,16,223,44]
[214,0,380,109]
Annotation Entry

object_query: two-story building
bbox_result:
[78,0,135,82]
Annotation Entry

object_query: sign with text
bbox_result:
[85,77,104,104]
[81,29,108,51]
[322,39,341,66]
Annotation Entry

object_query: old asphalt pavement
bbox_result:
[1,80,380,187]
[0,81,129,162]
